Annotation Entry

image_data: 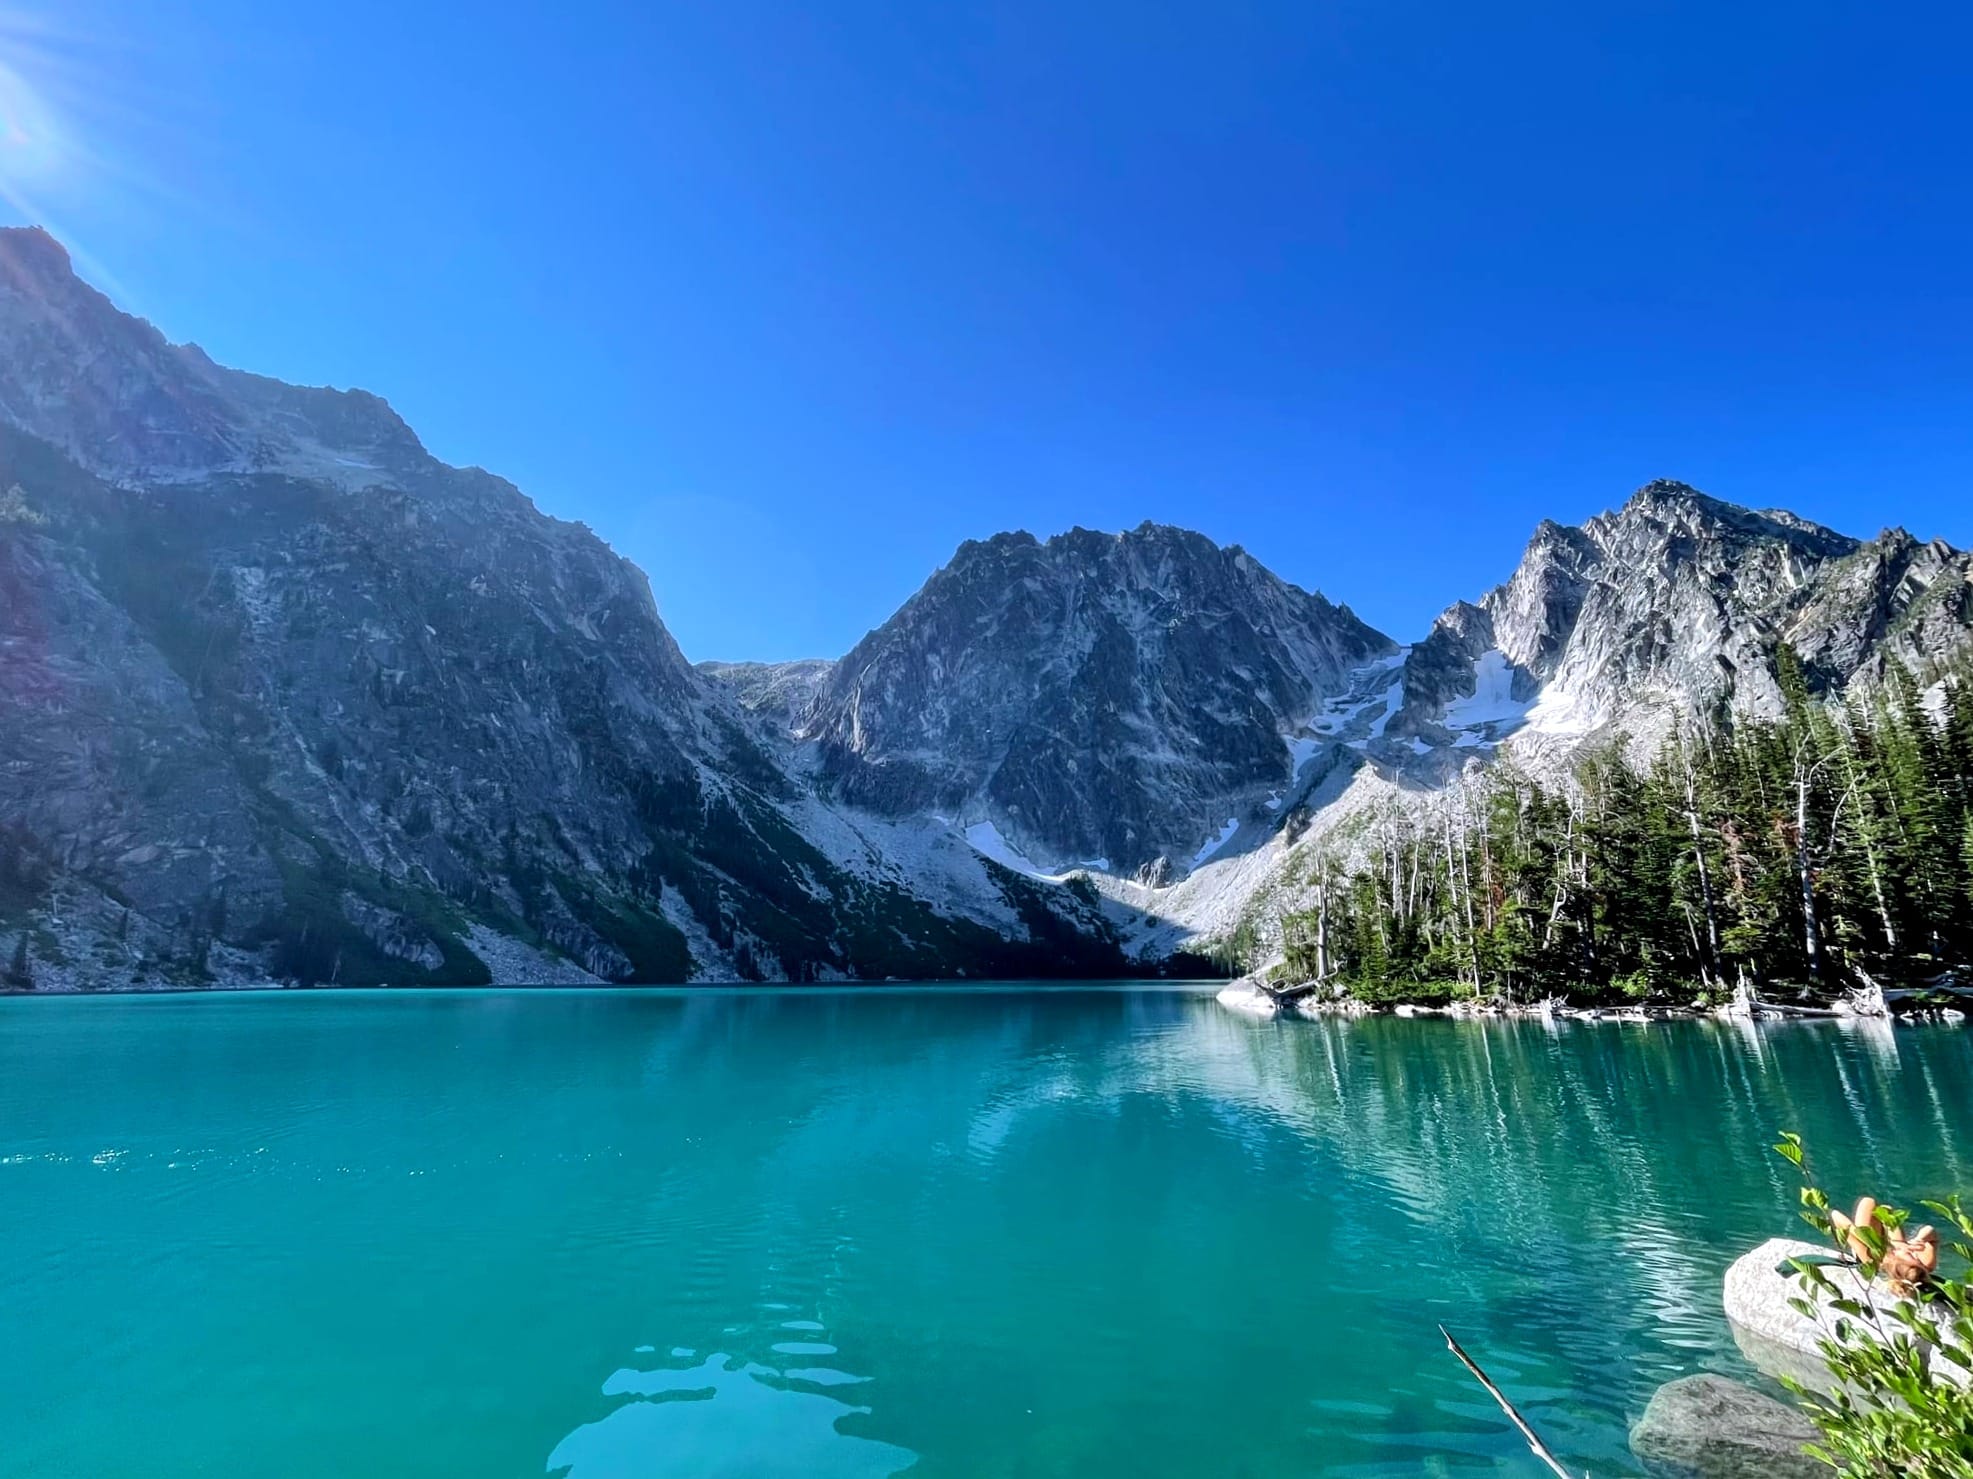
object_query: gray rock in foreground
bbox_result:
[1629,1374,1821,1479]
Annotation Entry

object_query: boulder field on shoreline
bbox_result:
[1213,972,1971,1027]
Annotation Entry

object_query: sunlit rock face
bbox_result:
[1390,480,1973,755]
[794,523,1397,874]
[1783,526,1973,687]
[1531,484,1856,719]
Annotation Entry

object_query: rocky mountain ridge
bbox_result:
[0,228,1131,989]
[1382,481,1971,760]
[0,228,425,489]
[3,227,1969,987]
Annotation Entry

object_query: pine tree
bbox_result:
[1267,651,1973,1005]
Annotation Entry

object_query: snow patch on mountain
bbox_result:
[1189,816,1241,870]
[965,821,1048,878]
[1103,754,1397,957]
[1304,648,1408,750]
[1285,735,1323,772]
[778,796,1026,933]
[1519,683,1604,740]
[1444,649,1533,746]
[1365,680,1403,741]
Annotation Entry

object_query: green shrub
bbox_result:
[1611,969,1655,1001]
[1774,1132,1973,1476]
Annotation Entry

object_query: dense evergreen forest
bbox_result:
[1278,652,1973,1004]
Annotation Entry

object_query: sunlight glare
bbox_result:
[0,6,99,218]
[0,4,154,307]
[0,52,62,185]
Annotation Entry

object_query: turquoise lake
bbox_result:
[2,988,1969,1478]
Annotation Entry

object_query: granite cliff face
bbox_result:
[1104,483,1973,960]
[4,229,1970,987]
[0,229,1126,988]
[789,525,1395,878]
[1387,481,1973,757]
[0,228,423,488]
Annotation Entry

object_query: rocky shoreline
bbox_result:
[1216,974,1972,1026]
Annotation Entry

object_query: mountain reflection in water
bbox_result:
[0,989,1965,1478]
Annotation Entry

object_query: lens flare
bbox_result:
[0,52,63,186]
[0,5,146,301]
[0,5,77,224]
[0,4,214,251]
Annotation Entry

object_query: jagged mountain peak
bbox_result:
[1619,476,1715,510]
[803,521,1394,873]
[942,518,1349,617]
[1593,478,1855,556]
[1386,481,1967,760]
[1611,477,1770,522]
[957,518,1229,562]
[958,528,1042,556]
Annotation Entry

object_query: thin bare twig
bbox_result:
[1438,1325,1582,1479]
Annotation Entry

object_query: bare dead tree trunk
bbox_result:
[1856,815,1898,956]
[1407,823,1423,920]
[1314,871,1331,982]
[1541,809,1573,953]
[1386,822,1404,925]
[1836,736,1899,955]
[1793,738,1826,984]
[1455,806,1480,993]
[1677,741,1722,979]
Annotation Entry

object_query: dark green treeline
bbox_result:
[1280,653,1973,1003]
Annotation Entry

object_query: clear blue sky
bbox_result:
[4,2,1972,661]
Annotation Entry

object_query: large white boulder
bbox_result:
[1215,977,1279,1019]
[1724,1236,1969,1390]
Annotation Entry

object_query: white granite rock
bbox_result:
[1215,978,1279,1019]
[1724,1236,1969,1390]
